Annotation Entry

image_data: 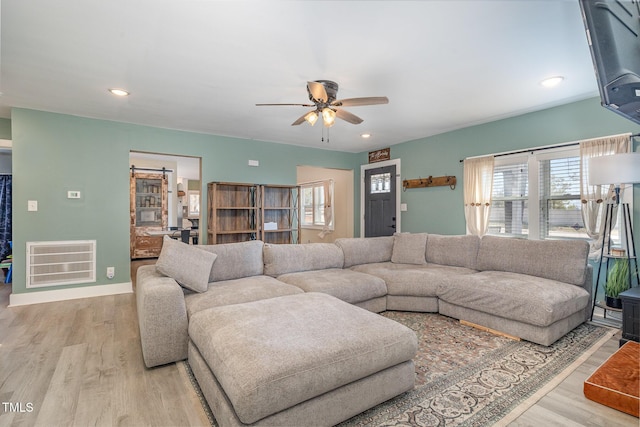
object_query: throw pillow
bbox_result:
[156,235,217,293]
[391,233,427,265]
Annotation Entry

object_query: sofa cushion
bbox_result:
[437,271,590,327]
[188,292,418,424]
[276,268,387,304]
[335,236,394,267]
[155,236,217,293]
[184,275,303,318]
[352,262,476,297]
[391,233,427,265]
[426,234,480,270]
[199,240,264,282]
[476,236,589,285]
[263,243,343,277]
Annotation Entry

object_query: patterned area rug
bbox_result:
[340,312,613,426]
[184,312,614,427]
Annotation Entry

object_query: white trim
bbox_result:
[360,158,401,237]
[8,282,133,307]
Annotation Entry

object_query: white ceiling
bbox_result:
[1,0,600,153]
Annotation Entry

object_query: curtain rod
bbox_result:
[297,179,334,186]
[458,132,638,163]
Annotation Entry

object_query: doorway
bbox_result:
[297,165,354,243]
[361,159,401,237]
[0,139,11,282]
[129,151,202,258]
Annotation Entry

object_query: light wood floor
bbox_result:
[0,261,637,427]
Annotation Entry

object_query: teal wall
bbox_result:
[9,97,640,297]
[376,97,640,237]
[11,108,360,295]
[0,118,11,139]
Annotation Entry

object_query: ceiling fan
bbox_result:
[256,80,389,128]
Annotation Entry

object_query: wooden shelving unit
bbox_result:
[130,172,168,258]
[207,182,300,245]
[207,182,260,244]
[261,184,300,244]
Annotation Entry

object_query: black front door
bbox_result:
[364,165,397,237]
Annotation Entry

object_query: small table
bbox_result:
[620,287,640,345]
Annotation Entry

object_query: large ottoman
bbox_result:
[188,292,418,426]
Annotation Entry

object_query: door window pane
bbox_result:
[370,173,391,194]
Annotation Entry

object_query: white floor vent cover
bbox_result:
[26,240,96,288]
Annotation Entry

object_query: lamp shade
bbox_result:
[588,152,640,186]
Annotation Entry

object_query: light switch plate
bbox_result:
[28,200,38,211]
[67,190,81,199]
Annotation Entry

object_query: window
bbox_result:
[188,190,200,217]
[489,158,529,237]
[488,146,590,240]
[300,180,334,229]
[538,154,585,239]
[370,172,391,194]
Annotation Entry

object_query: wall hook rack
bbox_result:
[402,175,456,191]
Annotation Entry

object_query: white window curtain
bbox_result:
[579,134,630,259]
[318,179,334,239]
[463,156,494,236]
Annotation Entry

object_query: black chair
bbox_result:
[180,229,190,244]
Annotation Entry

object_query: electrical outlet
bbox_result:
[106,267,115,279]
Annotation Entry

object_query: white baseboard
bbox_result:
[8,282,133,307]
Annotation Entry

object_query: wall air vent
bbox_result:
[26,240,96,288]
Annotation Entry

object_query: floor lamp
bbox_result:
[588,152,640,320]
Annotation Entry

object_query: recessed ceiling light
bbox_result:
[108,88,129,96]
[361,133,371,139]
[540,76,564,88]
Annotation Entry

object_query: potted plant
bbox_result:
[605,258,632,309]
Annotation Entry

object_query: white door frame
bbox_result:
[360,158,401,237]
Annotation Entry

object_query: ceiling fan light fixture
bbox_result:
[304,111,319,126]
[322,107,336,127]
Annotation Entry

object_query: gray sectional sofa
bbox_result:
[136,233,592,426]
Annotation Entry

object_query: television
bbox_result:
[579,0,640,125]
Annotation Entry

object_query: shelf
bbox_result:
[137,222,162,227]
[216,206,259,210]
[594,301,623,312]
[263,206,295,210]
[263,229,292,233]
[603,254,637,259]
[215,229,259,235]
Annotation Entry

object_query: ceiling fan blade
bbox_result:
[256,103,315,107]
[291,113,309,126]
[307,81,328,103]
[332,96,389,107]
[335,108,363,124]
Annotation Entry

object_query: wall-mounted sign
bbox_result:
[368,147,390,163]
